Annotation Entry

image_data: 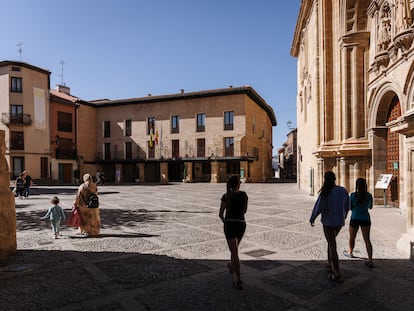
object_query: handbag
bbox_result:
[66,206,83,227]
[87,193,99,208]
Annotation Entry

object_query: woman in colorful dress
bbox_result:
[74,173,100,237]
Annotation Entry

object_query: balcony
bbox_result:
[1,113,32,126]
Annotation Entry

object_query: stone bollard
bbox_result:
[0,130,16,259]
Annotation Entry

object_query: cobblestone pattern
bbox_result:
[0,183,413,310]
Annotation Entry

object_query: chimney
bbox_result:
[56,84,70,95]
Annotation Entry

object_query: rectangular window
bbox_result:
[104,121,111,137]
[125,141,132,160]
[125,119,132,136]
[224,111,234,130]
[148,141,155,158]
[12,157,24,178]
[56,138,73,159]
[148,117,155,135]
[10,105,23,123]
[224,137,234,157]
[41,157,48,178]
[104,143,111,160]
[10,131,24,150]
[57,111,73,132]
[197,138,205,157]
[171,115,179,134]
[196,113,205,132]
[11,77,22,92]
[172,139,179,158]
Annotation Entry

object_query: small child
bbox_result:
[41,196,66,239]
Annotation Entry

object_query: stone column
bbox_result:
[0,130,16,259]
[369,127,388,201]
[210,161,218,183]
[138,163,145,183]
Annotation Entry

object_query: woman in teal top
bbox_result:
[347,178,374,267]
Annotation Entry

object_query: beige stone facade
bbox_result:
[0,61,51,180]
[89,86,276,183]
[292,0,414,255]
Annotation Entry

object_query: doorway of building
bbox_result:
[58,163,73,184]
[386,96,401,207]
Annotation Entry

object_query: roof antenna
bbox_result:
[16,42,23,61]
[59,60,65,85]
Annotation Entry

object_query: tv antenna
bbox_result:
[16,42,24,61]
[59,60,65,85]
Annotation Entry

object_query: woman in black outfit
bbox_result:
[219,175,248,289]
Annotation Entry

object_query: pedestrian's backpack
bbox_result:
[16,178,24,189]
[87,193,99,208]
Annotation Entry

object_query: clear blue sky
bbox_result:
[2,0,301,155]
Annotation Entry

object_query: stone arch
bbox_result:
[404,61,414,109]
[368,82,401,128]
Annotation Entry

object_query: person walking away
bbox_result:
[95,171,101,185]
[73,173,100,237]
[15,173,25,199]
[23,171,32,198]
[310,171,349,282]
[219,175,248,289]
[346,177,374,268]
[41,196,66,239]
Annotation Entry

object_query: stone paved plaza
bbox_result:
[1,182,414,310]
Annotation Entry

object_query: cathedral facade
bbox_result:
[291,0,414,255]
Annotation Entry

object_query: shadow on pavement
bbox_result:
[0,249,414,310]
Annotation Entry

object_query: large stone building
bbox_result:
[0,60,276,184]
[89,86,277,183]
[291,0,414,255]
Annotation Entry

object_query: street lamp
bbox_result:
[287,120,293,130]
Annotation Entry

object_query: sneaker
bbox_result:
[233,280,243,290]
[343,250,355,258]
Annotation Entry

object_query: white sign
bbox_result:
[375,174,393,189]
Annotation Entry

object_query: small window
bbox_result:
[125,141,132,159]
[224,137,234,156]
[10,105,23,123]
[148,117,155,135]
[104,121,111,137]
[148,141,155,158]
[125,119,132,136]
[196,113,205,132]
[10,131,24,150]
[224,111,234,130]
[57,111,73,132]
[11,77,22,92]
[197,138,205,157]
[172,139,180,158]
[12,66,21,72]
[171,116,179,133]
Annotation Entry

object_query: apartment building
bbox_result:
[49,85,82,183]
[90,86,277,183]
[0,61,51,179]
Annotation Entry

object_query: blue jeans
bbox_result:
[51,220,61,234]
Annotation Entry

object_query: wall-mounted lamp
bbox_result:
[51,135,60,146]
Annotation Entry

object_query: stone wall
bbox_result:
[0,130,16,259]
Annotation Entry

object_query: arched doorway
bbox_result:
[386,96,401,206]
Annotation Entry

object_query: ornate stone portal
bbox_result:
[0,130,16,259]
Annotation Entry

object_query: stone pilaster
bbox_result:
[0,130,16,259]
[160,162,168,184]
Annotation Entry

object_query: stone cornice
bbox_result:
[291,0,314,57]
[339,31,370,48]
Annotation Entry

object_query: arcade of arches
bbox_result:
[292,0,414,256]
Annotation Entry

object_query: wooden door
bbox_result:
[386,97,401,206]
